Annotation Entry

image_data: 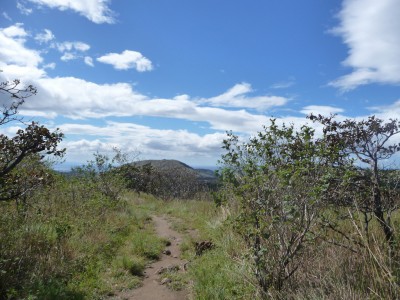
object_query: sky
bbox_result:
[1,0,400,169]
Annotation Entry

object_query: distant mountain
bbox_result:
[134,159,192,170]
[133,159,217,184]
[195,169,218,181]
[58,159,219,187]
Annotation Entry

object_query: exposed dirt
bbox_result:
[110,215,188,300]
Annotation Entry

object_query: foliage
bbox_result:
[0,79,64,202]
[216,115,400,297]
[2,75,399,299]
[217,120,343,294]
[0,169,166,299]
[123,162,210,200]
[73,148,129,201]
[309,114,400,244]
[135,195,400,299]
[0,79,36,126]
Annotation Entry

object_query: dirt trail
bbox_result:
[111,215,188,300]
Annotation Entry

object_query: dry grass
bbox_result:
[0,177,166,299]
[152,198,400,299]
[1,174,399,299]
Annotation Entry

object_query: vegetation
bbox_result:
[122,159,215,201]
[0,79,64,203]
[216,115,400,298]
[0,79,165,299]
[309,114,400,244]
[1,77,400,299]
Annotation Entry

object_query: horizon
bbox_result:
[52,159,220,172]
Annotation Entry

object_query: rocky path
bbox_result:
[111,215,188,300]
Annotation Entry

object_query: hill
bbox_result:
[132,159,217,184]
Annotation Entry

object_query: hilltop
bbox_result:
[132,159,218,184]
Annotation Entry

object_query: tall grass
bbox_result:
[0,175,165,299]
[155,200,259,299]
[155,199,400,299]
[1,171,399,299]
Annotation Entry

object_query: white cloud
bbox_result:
[270,80,295,89]
[26,0,115,24]
[17,1,33,15]
[61,122,225,152]
[43,62,56,69]
[84,56,94,67]
[300,105,344,116]
[97,50,153,71]
[64,139,116,155]
[4,73,271,133]
[60,122,227,166]
[19,109,57,118]
[54,41,90,62]
[202,83,288,111]
[2,12,12,21]
[0,23,276,134]
[0,64,46,82]
[0,24,42,67]
[2,23,27,38]
[330,0,400,90]
[0,24,298,136]
[4,21,381,166]
[34,29,54,43]
[60,52,77,61]
[56,41,90,52]
[0,125,25,137]
[368,100,400,120]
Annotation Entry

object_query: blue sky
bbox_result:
[1,0,400,168]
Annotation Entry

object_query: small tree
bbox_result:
[123,163,206,200]
[0,79,36,125]
[309,114,400,244]
[74,148,129,202]
[0,79,64,202]
[217,120,341,294]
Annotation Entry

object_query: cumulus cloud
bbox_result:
[61,122,225,151]
[53,41,90,62]
[19,109,57,118]
[6,22,391,167]
[2,23,27,38]
[0,25,302,135]
[60,122,227,166]
[43,62,56,69]
[300,105,344,116]
[15,75,270,132]
[26,0,115,24]
[330,0,400,90]
[84,56,94,67]
[368,100,400,120]
[55,41,90,52]
[34,29,54,43]
[97,50,153,71]
[0,23,279,134]
[0,23,42,67]
[3,66,273,132]
[202,82,288,111]
[60,52,77,61]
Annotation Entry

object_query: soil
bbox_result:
[109,215,188,300]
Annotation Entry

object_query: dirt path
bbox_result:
[111,215,188,300]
